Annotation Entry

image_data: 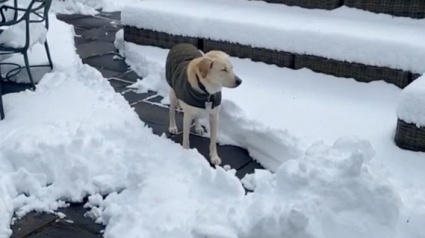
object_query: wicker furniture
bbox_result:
[345,0,425,19]
[124,27,417,89]
[261,0,342,10]
[395,119,425,152]
[293,54,412,88]
[203,39,294,68]
[124,26,199,49]
[259,0,425,19]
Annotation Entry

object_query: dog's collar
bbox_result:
[196,74,216,109]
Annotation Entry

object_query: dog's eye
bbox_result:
[221,68,227,72]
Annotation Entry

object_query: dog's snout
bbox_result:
[235,76,242,86]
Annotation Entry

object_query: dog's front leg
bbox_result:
[209,112,221,165]
[182,112,193,149]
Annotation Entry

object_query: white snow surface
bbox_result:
[50,0,141,15]
[0,1,47,49]
[1,4,425,238]
[121,0,425,74]
[116,34,425,237]
[397,75,425,126]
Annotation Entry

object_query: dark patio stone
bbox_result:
[235,160,264,180]
[82,53,129,72]
[170,133,253,170]
[109,79,131,93]
[114,70,140,83]
[11,212,57,238]
[28,220,99,238]
[61,16,116,29]
[56,203,104,235]
[94,67,122,78]
[146,95,164,104]
[96,11,121,20]
[132,100,181,131]
[76,41,116,59]
[74,36,92,45]
[56,14,91,21]
[73,26,88,36]
[79,26,120,42]
[123,90,157,104]
[143,121,171,136]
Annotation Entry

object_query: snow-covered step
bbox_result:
[256,0,425,19]
[122,0,425,88]
[257,0,341,10]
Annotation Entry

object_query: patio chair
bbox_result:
[0,0,53,90]
[0,0,53,120]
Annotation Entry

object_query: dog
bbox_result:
[165,43,242,165]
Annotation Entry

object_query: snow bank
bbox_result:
[122,0,425,74]
[0,16,424,238]
[81,136,424,238]
[397,75,425,126]
[116,37,304,170]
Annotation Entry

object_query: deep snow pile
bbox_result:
[116,30,425,192]
[1,19,420,238]
[122,0,425,73]
[115,30,425,237]
[397,75,425,126]
[81,136,419,238]
[1,4,424,238]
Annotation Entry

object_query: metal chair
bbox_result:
[0,0,53,120]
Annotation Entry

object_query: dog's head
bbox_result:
[195,50,242,92]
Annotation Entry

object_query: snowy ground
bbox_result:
[1,1,425,238]
[116,31,425,237]
[50,0,141,15]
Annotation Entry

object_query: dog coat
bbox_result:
[165,43,222,109]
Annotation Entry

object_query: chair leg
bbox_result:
[44,41,53,69]
[0,81,5,120]
[23,52,36,91]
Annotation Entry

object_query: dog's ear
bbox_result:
[197,57,213,78]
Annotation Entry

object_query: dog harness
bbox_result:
[165,43,222,109]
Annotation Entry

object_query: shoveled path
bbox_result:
[7,11,263,238]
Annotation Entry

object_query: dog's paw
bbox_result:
[195,125,205,135]
[168,126,178,134]
[183,141,190,149]
[210,155,222,166]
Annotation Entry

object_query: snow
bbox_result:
[0,1,425,238]
[0,1,47,49]
[116,34,425,237]
[0,22,47,49]
[397,75,425,126]
[122,0,425,74]
[50,0,142,15]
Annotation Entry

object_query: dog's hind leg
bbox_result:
[168,90,178,134]
[194,117,205,135]
[182,111,193,149]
